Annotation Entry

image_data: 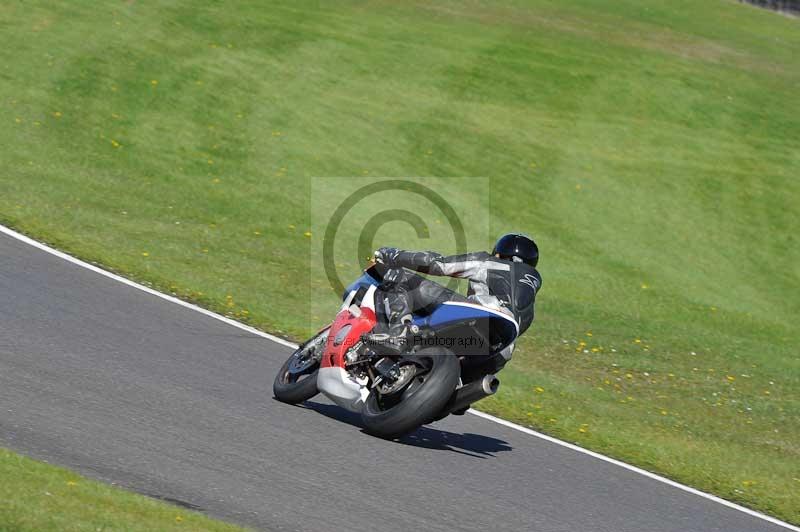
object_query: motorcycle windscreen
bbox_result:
[413,302,518,358]
[341,271,380,301]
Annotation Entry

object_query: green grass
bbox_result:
[0,448,247,531]
[1,0,799,525]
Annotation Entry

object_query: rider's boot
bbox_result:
[365,286,415,355]
[364,314,413,355]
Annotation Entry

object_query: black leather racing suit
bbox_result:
[375,247,542,368]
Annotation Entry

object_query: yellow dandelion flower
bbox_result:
[111,139,121,148]
[641,283,649,289]
[53,111,62,118]
[634,339,641,343]
[726,375,735,382]
[141,252,149,257]
[150,79,158,86]
[534,386,545,393]
[66,481,78,487]
[175,515,184,523]
[303,231,312,237]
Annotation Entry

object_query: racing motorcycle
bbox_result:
[273,264,518,439]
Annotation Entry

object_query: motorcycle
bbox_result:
[273,263,518,439]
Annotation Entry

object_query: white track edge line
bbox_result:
[1,222,797,532]
[467,409,799,531]
[0,224,297,349]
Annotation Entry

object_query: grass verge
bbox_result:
[0,448,246,532]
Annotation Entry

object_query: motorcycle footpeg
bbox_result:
[362,332,410,356]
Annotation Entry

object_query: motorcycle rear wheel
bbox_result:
[361,347,460,439]
[273,329,328,404]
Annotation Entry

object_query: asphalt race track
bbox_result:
[0,232,793,532]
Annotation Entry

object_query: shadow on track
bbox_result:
[298,400,512,459]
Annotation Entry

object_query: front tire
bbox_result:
[273,329,328,404]
[361,347,460,439]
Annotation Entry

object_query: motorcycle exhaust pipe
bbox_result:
[444,374,500,414]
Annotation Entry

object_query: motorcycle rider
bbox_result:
[369,233,541,374]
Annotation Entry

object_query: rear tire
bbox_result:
[273,329,328,404]
[361,347,460,439]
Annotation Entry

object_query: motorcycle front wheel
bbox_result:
[361,347,460,439]
[273,328,328,404]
